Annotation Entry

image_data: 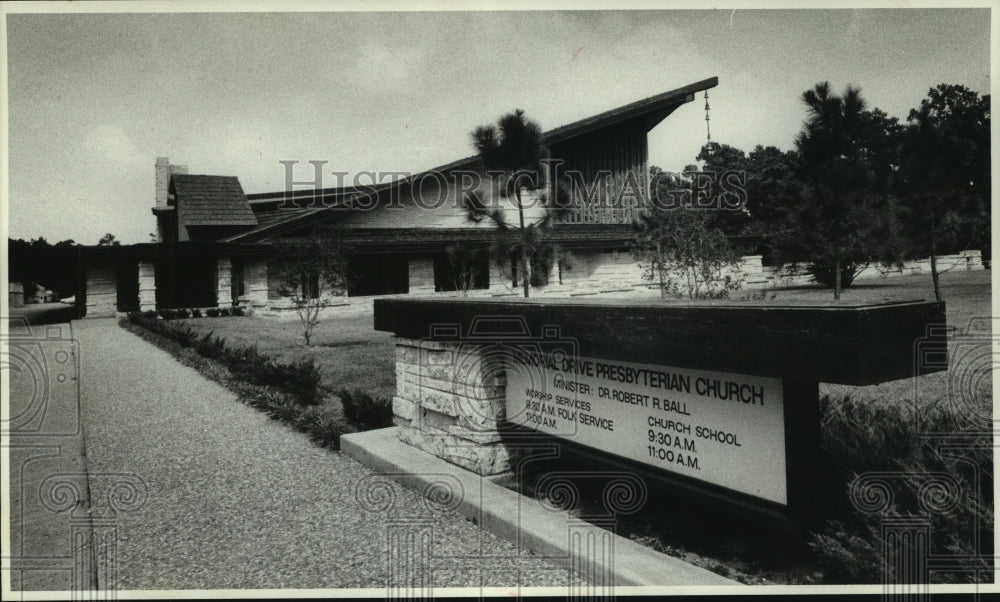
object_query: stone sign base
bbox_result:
[392,338,512,475]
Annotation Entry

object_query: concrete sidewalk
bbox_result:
[57,318,582,591]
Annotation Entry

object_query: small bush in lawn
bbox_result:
[176,308,191,319]
[158,309,176,320]
[142,310,158,319]
[263,394,300,423]
[295,406,352,449]
[339,388,393,430]
[223,343,266,378]
[219,344,321,406]
[194,331,226,360]
[232,306,245,316]
[206,308,220,318]
[191,308,202,318]
[170,324,197,347]
[220,308,231,317]
[275,358,323,406]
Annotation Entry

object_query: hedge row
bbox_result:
[142,307,246,320]
[126,312,322,405]
[120,318,351,449]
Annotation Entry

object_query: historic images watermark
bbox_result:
[276,160,749,212]
[846,316,996,591]
[3,319,149,598]
[353,467,643,598]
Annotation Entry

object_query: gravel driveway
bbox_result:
[71,318,581,591]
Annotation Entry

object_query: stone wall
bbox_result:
[246,248,987,319]
[392,338,512,475]
[85,261,117,317]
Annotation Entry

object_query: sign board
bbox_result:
[504,352,787,505]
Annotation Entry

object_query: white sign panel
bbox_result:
[504,352,787,505]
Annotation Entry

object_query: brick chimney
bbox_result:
[155,156,189,208]
[153,157,189,242]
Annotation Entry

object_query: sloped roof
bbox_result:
[244,77,719,205]
[543,77,717,144]
[172,175,257,227]
[220,207,328,242]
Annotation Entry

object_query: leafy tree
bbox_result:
[441,244,489,294]
[7,237,79,298]
[781,82,900,299]
[97,233,120,246]
[637,168,744,299]
[896,84,990,300]
[735,145,801,263]
[694,143,753,238]
[269,229,348,345]
[463,109,567,297]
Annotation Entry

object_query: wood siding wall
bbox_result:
[550,123,649,225]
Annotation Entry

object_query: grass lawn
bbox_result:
[176,313,397,401]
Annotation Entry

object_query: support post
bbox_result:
[408,258,435,295]
[138,261,156,312]
[783,380,822,528]
[216,258,232,307]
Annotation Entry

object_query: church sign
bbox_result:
[374,297,947,521]
[504,355,787,504]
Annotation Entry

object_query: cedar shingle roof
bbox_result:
[172,175,258,228]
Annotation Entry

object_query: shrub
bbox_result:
[191,308,202,318]
[194,331,226,360]
[807,260,867,290]
[206,308,220,318]
[231,306,245,317]
[142,310,158,319]
[127,316,322,405]
[219,343,322,406]
[339,388,394,431]
[220,308,231,317]
[295,406,352,449]
[261,392,301,423]
[176,308,191,319]
[158,309,177,320]
[120,318,342,450]
[809,394,993,583]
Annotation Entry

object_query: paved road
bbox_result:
[24,318,579,592]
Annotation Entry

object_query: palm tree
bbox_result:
[463,109,558,298]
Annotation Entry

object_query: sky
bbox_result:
[3,3,994,244]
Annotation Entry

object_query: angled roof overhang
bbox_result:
[246,76,719,206]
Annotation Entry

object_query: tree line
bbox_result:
[657,82,990,300]
[465,82,989,300]
[8,233,120,299]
